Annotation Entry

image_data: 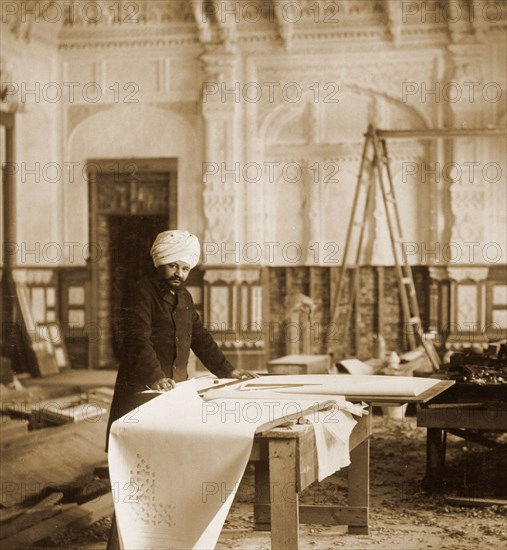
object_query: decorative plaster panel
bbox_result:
[255,54,438,129]
[105,59,161,93]
[63,60,97,84]
[169,59,200,92]
[208,286,230,326]
[456,284,479,327]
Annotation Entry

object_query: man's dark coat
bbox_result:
[106,276,234,448]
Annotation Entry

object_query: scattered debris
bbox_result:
[0,376,115,548]
[440,342,507,385]
[445,496,507,508]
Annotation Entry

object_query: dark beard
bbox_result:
[159,277,184,292]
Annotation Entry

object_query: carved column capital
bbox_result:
[200,50,238,119]
[429,266,448,282]
[446,266,489,282]
[200,49,237,81]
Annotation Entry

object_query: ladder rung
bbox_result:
[408,317,421,324]
[402,277,412,284]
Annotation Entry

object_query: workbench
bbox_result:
[249,411,372,550]
[107,401,371,550]
[108,375,456,549]
[417,382,507,490]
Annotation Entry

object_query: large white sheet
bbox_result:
[108,379,360,550]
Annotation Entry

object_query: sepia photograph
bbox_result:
[1,1,506,548]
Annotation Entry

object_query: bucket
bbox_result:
[382,403,408,421]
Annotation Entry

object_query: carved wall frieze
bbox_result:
[8,0,504,52]
[58,34,200,51]
[61,0,195,27]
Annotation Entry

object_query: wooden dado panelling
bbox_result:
[202,267,265,371]
[430,264,507,349]
[265,265,506,362]
[265,266,422,361]
[4,267,87,373]
[58,267,90,369]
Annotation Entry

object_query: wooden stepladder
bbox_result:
[328,125,439,370]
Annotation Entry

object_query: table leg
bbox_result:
[423,428,446,492]
[269,438,299,550]
[347,438,370,534]
[254,459,271,531]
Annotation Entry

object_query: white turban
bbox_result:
[150,230,201,269]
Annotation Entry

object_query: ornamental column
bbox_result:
[200,49,242,261]
[447,45,489,263]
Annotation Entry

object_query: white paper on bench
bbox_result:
[108,379,356,550]
[238,374,439,397]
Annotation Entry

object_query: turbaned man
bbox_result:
[106,229,256,448]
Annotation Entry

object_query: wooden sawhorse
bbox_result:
[250,411,372,549]
[108,411,371,550]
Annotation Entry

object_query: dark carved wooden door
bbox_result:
[88,159,177,369]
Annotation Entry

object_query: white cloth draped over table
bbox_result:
[108,379,365,550]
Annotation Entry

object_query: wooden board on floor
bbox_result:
[0,492,65,539]
[0,408,109,507]
[0,492,114,549]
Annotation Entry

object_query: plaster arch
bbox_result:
[259,86,429,144]
[260,97,311,146]
[256,88,431,264]
[64,104,202,262]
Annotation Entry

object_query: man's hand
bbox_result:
[150,378,176,391]
[230,368,259,380]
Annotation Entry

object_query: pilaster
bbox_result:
[200,49,241,254]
